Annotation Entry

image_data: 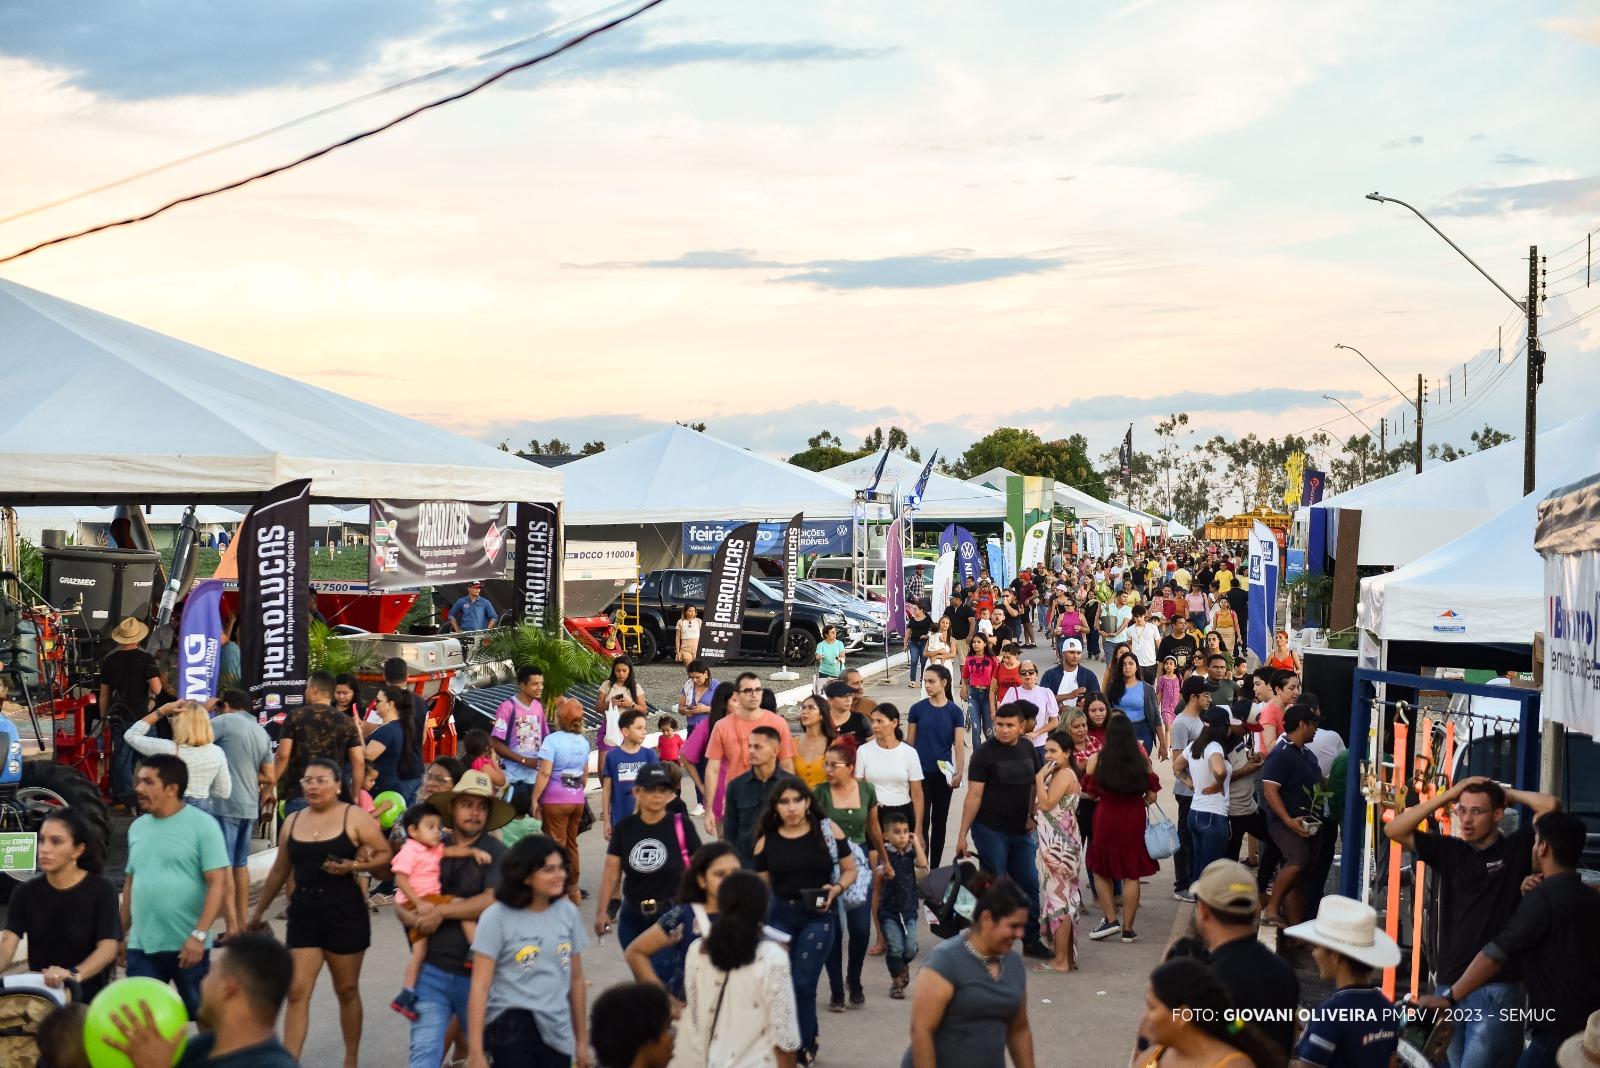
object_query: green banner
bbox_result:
[1005,476,1026,572]
[0,833,37,873]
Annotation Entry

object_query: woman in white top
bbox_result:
[1174,707,1233,878]
[853,704,924,842]
[677,869,801,1068]
[596,655,649,756]
[924,618,956,675]
[677,605,703,664]
[123,699,232,814]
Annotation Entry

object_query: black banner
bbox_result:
[514,502,560,629]
[369,499,511,591]
[239,479,311,722]
[700,521,758,661]
[779,513,803,663]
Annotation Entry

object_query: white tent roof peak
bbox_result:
[0,279,560,505]
[822,451,1004,521]
[560,425,859,526]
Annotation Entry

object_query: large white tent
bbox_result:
[967,467,1148,526]
[0,280,560,505]
[560,425,858,525]
[821,453,1003,522]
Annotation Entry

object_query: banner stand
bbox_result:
[771,513,804,682]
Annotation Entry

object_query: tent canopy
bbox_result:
[0,280,561,505]
[560,425,858,526]
[827,453,1002,522]
[967,467,1152,528]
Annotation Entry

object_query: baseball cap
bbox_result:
[1061,638,1083,653]
[823,679,854,699]
[1179,676,1216,699]
[1201,706,1232,732]
[467,580,484,588]
[633,765,675,790]
[1192,860,1259,914]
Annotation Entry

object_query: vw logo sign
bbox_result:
[959,542,975,559]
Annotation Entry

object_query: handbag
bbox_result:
[577,800,595,835]
[822,817,870,909]
[1144,800,1180,860]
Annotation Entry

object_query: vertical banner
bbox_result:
[700,522,759,661]
[781,513,804,638]
[1302,469,1327,506]
[1020,517,1050,569]
[954,526,980,585]
[938,524,957,558]
[239,479,311,722]
[1247,520,1280,663]
[1122,526,1134,554]
[885,518,905,635]
[514,502,560,629]
[985,540,1005,587]
[1005,476,1026,572]
[931,548,956,612]
[999,523,1017,585]
[865,447,891,496]
[177,579,225,702]
[1543,550,1600,737]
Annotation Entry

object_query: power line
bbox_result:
[1542,300,1600,336]
[0,0,669,266]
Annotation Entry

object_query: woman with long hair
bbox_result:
[1034,730,1083,973]
[123,699,233,815]
[680,680,737,818]
[960,633,997,745]
[623,841,742,1009]
[813,737,880,1014]
[1082,695,1110,755]
[1211,596,1241,659]
[1083,716,1160,944]
[855,704,923,843]
[1176,708,1233,878]
[1104,651,1166,759]
[332,672,363,730]
[752,776,855,1064]
[597,655,648,763]
[0,807,120,998]
[365,684,421,799]
[1201,629,1233,671]
[465,835,591,1068]
[676,604,703,665]
[676,870,801,1067]
[924,617,956,676]
[1265,630,1300,674]
[792,694,837,790]
[1134,958,1285,1067]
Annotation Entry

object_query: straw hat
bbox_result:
[110,617,149,645]
[427,770,516,832]
[1557,1010,1600,1068]
[1284,895,1400,970]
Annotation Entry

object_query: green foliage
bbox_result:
[951,428,1108,499]
[308,619,382,676]
[480,623,608,700]
[16,537,42,593]
[1285,571,1335,629]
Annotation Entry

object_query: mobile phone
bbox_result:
[800,887,830,912]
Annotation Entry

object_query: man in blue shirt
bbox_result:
[1039,638,1100,710]
[447,581,498,632]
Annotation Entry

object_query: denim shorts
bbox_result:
[216,815,254,868]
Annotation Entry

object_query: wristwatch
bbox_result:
[1444,988,1458,1007]
[189,929,208,943]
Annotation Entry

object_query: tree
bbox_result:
[952,428,1109,500]
[787,430,867,472]
[580,440,606,455]
[1152,413,1193,518]
[496,439,510,452]
[1470,425,1512,451]
[523,437,571,456]
[676,421,708,432]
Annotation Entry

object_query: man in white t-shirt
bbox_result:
[998,663,1060,748]
[1127,604,1162,683]
[1099,589,1132,663]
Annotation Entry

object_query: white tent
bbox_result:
[560,425,858,525]
[0,280,560,505]
[1358,489,1550,646]
[828,453,1004,521]
[967,467,1150,527]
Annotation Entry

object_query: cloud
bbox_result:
[1381,135,1425,149]
[1469,133,1488,141]
[1086,92,1126,104]
[1540,16,1600,46]
[571,39,894,73]
[1492,152,1538,166]
[1432,174,1600,217]
[570,248,1070,290]
[1017,387,1358,424]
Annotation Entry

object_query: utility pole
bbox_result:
[1415,374,1424,473]
[1379,417,1386,458]
[1524,246,1542,494]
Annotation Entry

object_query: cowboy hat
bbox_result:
[110,617,150,644]
[1558,1010,1600,1068]
[1284,895,1400,970]
[427,770,516,832]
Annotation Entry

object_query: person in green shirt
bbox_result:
[815,625,847,691]
[813,738,881,1012]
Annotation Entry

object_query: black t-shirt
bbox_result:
[944,605,976,641]
[1261,742,1321,825]
[5,873,122,998]
[754,827,845,900]
[1157,633,1200,671]
[907,615,931,642]
[967,738,1042,835]
[830,711,872,747]
[991,620,1015,645]
[177,1034,300,1067]
[99,648,159,719]
[1208,934,1300,1056]
[1484,871,1600,1036]
[1225,586,1248,621]
[607,811,702,905]
[424,834,508,974]
[1412,824,1535,985]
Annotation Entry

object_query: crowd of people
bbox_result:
[5,538,1597,1068]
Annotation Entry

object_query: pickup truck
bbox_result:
[610,569,862,665]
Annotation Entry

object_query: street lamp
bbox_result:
[1335,342,1422,473]
[1321,394,1375,436]
[1366,191,1541,493]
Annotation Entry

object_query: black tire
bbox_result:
[632,627,659,664]
[21,761,112,861]
[784,627,818,666]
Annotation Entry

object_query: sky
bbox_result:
[3,0,1599,476]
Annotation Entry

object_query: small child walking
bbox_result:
[655,716,683,763]
[1155,657,1181,725]
[389,804,492,1020]
[876,810,928,998]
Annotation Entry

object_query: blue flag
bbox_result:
[955,526,980,584]
[178,579,225,701]
[865,447,891,496]
[908,450,937,511]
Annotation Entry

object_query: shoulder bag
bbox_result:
[1144,800,1180,860]
[821,817,870,909]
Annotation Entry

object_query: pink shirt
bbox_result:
[391,838,444,903]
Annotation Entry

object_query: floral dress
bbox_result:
[1036,772,1083,939]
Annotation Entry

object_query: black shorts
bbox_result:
[1267,821,1316,868]
[286,887,371,955]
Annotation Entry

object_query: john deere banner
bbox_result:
[369,499,511,591]
[239,479,310,721]
[701,522,759,661]
[177,579,225,702]
[513,502,560,629]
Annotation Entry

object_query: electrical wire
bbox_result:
[1542,300,1600,337]
[1543,224,1600,262]
[0,0,640,229]
[0,0,669,266]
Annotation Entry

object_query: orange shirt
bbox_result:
[705,710,797,784]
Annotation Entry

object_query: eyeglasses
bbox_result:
[1454,805,1494,818]
[823,760,850,769]
[1018,670,1037,676]
[738,687,763,695]
[423,770,453,784]
[300,776,337,787]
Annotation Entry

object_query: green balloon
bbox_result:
[85,976,189,1068]
[372,791,407,829]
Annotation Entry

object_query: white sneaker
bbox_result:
[691,804,705,816]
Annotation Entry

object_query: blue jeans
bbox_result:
[968,689,992,745]
[125,948,208,1018]
[216,815,254,869]
[968,822,1041,944]
[1435,981,1523,1068]
[1036,605,1050,634]
[410,964,472,1068]
[618,901,677,982]
[906,640,926,682]
[825,896,870,1000]
[396,777,422,805]
[1128,717,1155,753]
[1187,809,1230,882]
[880,909,919,977]
[1518,1029,1563,1068]
[767,898,835,1055]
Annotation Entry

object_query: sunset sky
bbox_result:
[3,0,1599,471]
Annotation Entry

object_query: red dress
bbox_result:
[1083,769,1160,879]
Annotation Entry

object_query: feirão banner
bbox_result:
[513,502,560,628]
[369,499,511,590]
[700,522,759,661]
[239,479,310,722]
[681,520,850,557]
[177,579,225,702]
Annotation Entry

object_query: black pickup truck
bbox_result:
[608,569,861,665]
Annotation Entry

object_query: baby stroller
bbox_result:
[0,974,72,1068]
[917,858,994,940]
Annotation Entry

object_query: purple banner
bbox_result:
[1302,469,1327,506]
[178,579,225,702]
[955,526,981,584]
[938,524,956,557]
[886,519,905,635]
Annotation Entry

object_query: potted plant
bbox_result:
[480,623,609,704]
[308,619,382,675]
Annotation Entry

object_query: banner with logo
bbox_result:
[954,526,981,585]
[239,479,311,722]
[885,518,905,635]
[1302,469,1327,507]
[1000,522,1017,585]
[907,451,937,511]
[985,540,1005,587]
[681,520,850,557]
[781,513,804,644]
[565,541,637,582]
[865,447,891,496]
[1543,550,1600,736]
[1247,520,1280,663]
[700,522,759,661]
[1005,476,1026,572]
[513,502,560,629]
[177,579,225,702]
[369,499,511,591]
[1020,518,1050,570]
[932,548,956,612]
[938,524,956,558]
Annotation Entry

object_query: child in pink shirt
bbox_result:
[1156,657,1182,724]
[389,805,491,1020]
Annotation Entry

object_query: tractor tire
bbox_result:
[633,627,659,664]
[783,628,818,667]
[21,761,113,861]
